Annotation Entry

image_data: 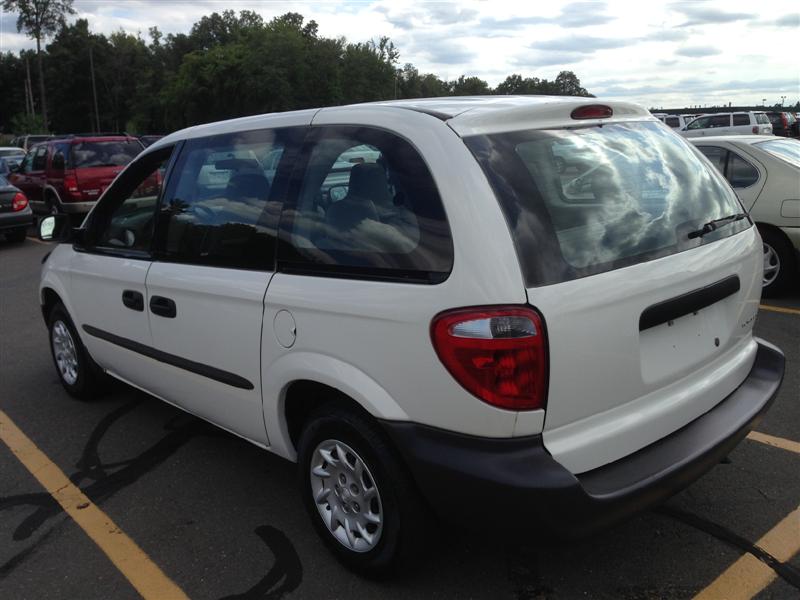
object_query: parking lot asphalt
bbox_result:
[1,234,798,600]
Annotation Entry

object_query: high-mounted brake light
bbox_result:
[12,192,28,211]
[571,105,613,120]
[431,306,548,411]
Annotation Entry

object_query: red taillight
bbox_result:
[431,306,548,411]
[571,104,613,120]
[63,170,80,200]
[12,192,28,211]
[752,126,759,134]
[781,114,789,128]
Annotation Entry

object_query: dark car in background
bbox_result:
[0,174,34,243]
[764,112,799,138]
[8,135,144,216]
[0,147,26,172]
[11,134,55,152]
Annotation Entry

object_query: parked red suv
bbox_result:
[8,135,144,216]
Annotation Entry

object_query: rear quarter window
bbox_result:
[732,114,750,126]
[465,122,750,286]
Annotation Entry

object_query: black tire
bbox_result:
[5,227,27,243]
[297,405,428,575]
[47,302,108,400]
[759,226,796,297]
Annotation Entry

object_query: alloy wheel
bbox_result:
[309,439,384,553]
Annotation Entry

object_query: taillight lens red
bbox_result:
[12,192,28,211]
[63,170,80,200]
[431,306,548,411]
[752,126,759,134]
[571,104,613,120]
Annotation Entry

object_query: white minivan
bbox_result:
[39,96,785,573]
[681,111,773,137]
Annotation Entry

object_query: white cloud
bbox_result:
[0,0,797,108]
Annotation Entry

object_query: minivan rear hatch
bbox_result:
[465,120,762,474]
[69,139,142,200]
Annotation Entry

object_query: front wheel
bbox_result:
[48,303,107,399]
[297,406,428,575]
[760,227,796,297]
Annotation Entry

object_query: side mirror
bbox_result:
[328,185,348,203]
[39,215,76,242]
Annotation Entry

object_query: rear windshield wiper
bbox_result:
[687,213,748,239]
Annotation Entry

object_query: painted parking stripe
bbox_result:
[693,506,800,600]
[759,304,800,316]
[748,431,800,455]
[0,410,190,600]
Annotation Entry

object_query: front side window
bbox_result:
[687,117,710,130]
[157,128,299,270]
[279,126,453,283]
[465,122,749,286]
[89,146,173,253]
[732,114,750,126]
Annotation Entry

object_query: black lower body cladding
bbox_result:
[380,339,785,538]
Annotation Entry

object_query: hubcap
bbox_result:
[309,439,383,552]
[51,320,79,385]
[763,243,780,287]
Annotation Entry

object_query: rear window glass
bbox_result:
[756,138,800,167]
[465,122,749,287]
[755,113,770,125]
[69,140,142,168]
[0,149,24,158]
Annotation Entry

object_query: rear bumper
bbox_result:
[0,208,35,230]
[381,338,784,537]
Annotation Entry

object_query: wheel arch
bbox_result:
[263,353,410,461]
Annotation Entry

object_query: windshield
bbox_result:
[70,140,142,168]
[756,138,800,167]
[465,122,749,286]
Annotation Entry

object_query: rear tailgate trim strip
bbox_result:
[639,275,740,332]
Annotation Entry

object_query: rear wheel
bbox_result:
[297,405,427,575]
[759,226,796,296]
[47,303,107,399]
[5,227,26,243]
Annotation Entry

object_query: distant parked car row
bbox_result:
[654,110,798,139]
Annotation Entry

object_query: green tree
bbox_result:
[449,75,490,96]
[3,0,75,129]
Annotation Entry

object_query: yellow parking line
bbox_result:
[0,410,190,600]
[759,304,800,316]
[748,431,800,455]
[693,506,800,600]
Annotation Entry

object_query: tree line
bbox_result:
[0,6,593,135]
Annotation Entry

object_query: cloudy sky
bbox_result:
[1,0,798,108]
